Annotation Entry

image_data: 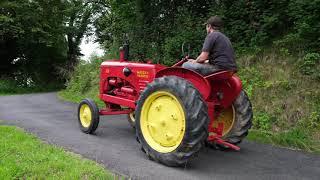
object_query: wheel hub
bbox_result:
[79,104,92,128]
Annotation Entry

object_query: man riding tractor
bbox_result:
[183,16,237,75]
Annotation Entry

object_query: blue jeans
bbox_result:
[182,62,221,76]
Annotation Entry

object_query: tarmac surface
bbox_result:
[0,92,319,180]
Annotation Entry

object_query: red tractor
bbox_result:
[77,44,253,167]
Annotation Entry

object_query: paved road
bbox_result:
[0,93,319,180]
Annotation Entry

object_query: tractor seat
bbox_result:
[204,70,235,81]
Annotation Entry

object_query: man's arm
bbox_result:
[188,51,209,63]
[190,32,216,63]
[195,51,209,63]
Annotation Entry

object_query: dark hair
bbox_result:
[206,16,223,30]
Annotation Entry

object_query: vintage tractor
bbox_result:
[77,44,253,167]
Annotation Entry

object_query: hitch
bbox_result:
[207,122,241,151]
[207,135,240,151]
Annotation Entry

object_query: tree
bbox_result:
[0,0,67,86]
[64,0,108,72]
[0,0,108,86]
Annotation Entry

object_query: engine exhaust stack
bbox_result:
[119,34,129,62]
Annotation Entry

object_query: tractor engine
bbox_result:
[99,61,165,108]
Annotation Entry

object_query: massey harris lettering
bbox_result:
[137,70,149,78]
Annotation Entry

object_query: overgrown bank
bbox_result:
[60,50,320,153]
[238,50,320,152]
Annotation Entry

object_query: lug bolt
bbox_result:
[166,133,173,140]
[155,104,162,111]
[171,114,177,120]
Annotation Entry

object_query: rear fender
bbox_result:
[155,67,211,100]
[209,75,242,108]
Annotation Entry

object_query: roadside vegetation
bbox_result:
[0,124,116,179]
[238,50,320,153]
[59,55,105,107]
[0,79,61,96]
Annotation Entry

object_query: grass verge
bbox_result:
[0,125,116,179]
[247,129,320,154]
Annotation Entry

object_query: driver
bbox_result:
[182,16,237,75]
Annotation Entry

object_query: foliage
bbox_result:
[287,0,320,52]
[94,0,320,63]
[299,53,320,80]
[0,125,115,179]
[0,0,107,88]
[1,0,67,86]
[253,111,274,131]
[237,50,320,152]
[0,78,62,95]
[95,0,210,64]
[59,55,105,107]
[238,66,264,97]
[63,0,108,74]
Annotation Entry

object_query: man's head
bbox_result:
[205,16,223,33]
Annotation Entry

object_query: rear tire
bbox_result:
[208,90,252,149]
[136,76,209,166]
[78,98,100,134]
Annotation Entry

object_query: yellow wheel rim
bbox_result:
[140,91,186,153]
[212,106,235,136]
[79,104,92,128]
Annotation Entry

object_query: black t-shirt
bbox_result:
[202,31,237,70]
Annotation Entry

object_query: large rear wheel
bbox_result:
[136,76,209,166]
[208,90,253,148]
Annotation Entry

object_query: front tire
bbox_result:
[127,112,135,128]
[136,76,209,166]
[78,98,100,134]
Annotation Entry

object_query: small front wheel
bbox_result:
[127,112,135,128]
[78,98,100,134]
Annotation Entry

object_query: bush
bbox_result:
[59,55,104,106]
[0,78,61,95]
[299,53,320,80]
[253,111,275,131]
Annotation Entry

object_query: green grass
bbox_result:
[247,129,320,153]
[0,125,117,179]
[58,89,104,108]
